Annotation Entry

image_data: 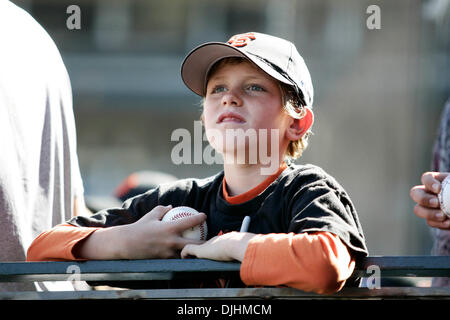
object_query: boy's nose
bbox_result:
[221,90,243,107]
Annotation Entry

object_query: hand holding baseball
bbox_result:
[78,205,207,260]
[161,206,208,241]
[123,205,207,259]
[410,172,450,230]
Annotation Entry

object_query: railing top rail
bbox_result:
[0,256,449,283]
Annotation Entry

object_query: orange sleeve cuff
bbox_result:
[240,231,355,294]
[26,224,101,261]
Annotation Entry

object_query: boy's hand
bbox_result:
[410,172,450,230]
[180,231,256,262]
[118,205,207,259]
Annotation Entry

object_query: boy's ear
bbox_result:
[286,108,314,141]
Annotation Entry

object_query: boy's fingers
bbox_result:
[174,237,204,250]
[180,244,198,259]
[421,172,450,193]
[146,205,173,220]
[170,213,207,233]
[410,186,439,208]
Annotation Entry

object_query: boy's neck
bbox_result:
[223,159,286,197]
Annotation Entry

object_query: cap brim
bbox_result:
[181,42,295,97]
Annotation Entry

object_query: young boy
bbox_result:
[27,32,368,294]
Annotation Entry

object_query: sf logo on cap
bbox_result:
[227,32,256,48]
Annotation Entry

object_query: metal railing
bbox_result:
[0,256,449,300]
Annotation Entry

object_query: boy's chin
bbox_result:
[219,148,263,165]
[212,143,250,156]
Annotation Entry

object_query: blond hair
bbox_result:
[203,57,312,160]
[278,82,312,160]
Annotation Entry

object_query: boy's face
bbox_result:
[203,60,291,162]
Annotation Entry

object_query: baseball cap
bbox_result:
[181,32,314,110]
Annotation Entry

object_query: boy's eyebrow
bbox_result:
[208,75,225,82]
[208,75,268,83]
[244,75,268,82]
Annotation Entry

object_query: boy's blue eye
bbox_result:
[211,86,227,94]
[247,84,264,92]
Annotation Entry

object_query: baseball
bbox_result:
[438,176,450,218]
[162,206,208,241]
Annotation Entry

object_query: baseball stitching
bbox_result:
[439,177,450,217]
[170,210,206,240]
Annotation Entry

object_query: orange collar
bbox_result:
[222,162,288,205]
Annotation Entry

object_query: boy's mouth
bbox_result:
[217,112,246,124]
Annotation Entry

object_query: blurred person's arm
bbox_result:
[73,195,92,217]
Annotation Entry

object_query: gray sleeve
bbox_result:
[61,69,84,199]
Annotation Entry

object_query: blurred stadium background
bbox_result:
[12,0,450,256]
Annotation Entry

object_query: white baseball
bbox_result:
[162,206,208,240]
[438,176,450,218]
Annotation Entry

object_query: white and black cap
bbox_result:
[181,32,314,109]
